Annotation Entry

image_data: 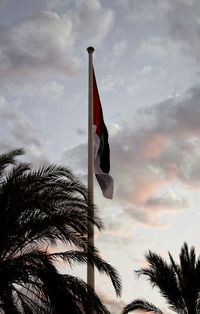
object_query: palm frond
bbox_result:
[122,299,163,314]
[127,243,200,314]
[49,248,122,297]
[136,251,184,310]
[61,274,111,314]
[0,149,119,313]
[0,148,24,176]
[89,250,122,297]
[176,242,200,313]
[3,162,31,183]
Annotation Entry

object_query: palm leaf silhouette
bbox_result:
[122,243,200,314]
[0,149,121,313]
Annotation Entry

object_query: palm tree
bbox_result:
[0,148,121,313]
[122,242,200,314]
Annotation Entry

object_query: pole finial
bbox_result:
[87,46,95,54]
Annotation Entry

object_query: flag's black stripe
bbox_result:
[100,119,110,174]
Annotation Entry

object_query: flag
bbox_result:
[93,67,114,199]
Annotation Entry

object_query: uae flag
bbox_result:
[93,67,114,199]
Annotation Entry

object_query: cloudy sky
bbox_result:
[1,0,200,312]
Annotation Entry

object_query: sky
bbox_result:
[1,0,200,312]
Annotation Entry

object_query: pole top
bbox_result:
[87,46,95,54]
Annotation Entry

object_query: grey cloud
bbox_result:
[128,0,171,21]
[62,143,87,173]
[0,141,49,170]
[117,84,200,206]
[149,85,200,136]
[46,0,115,46]
[0,98,40,148]
[104,215,125,233]
[0,11,79,79]
[168,0,200,61]
[97,233,134,248]
[100,74,125,92]
[76,128,87,136]
[61,84,200,226]
[126,66,167,100]
[112,40,127,57]
[124,206,168,228]
[44,0,72,10]
[136,36,188,65]
[12,123,41,148]
[134,0,200,64]
[145,194,189,210]
[116,84,200,181]
[0,97,49,166]
[0,141,15,153]
[0,1,115,81]
[73,0,115,46]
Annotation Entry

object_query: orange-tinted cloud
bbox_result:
[139,133,166,160]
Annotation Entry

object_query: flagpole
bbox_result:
[87,46,95,295]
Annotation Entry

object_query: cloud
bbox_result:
[145,190,189,210]
[124,206,169,228]
[13,81,64,102]
[0,97,40,147]
[44,0,71,10]
[107,123,121,137]
[126,65,166,96]
[112,40,127,57]
[0,0,115,82]
[62,143,87,173]
[128,0,170,22]
[75,128,87,136]
[112,85,200,208]
[0,11,79,80]
[62,83,200,227]
[135,0,200,63]
[167,0,200,61]
[136,36,185,62]
[0,97,48,166]
[72,0,114,46]
[97,233,134,248]
[100,74,124,92]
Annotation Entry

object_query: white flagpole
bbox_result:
[87,46,95,294]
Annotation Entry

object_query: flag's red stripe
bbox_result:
[93,69,101,136]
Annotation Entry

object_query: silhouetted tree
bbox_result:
[122,242,200,314]
[0,149,121,313]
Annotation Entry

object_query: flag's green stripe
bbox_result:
[98,132,104,159]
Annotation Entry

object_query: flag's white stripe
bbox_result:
[93,126,114,199]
